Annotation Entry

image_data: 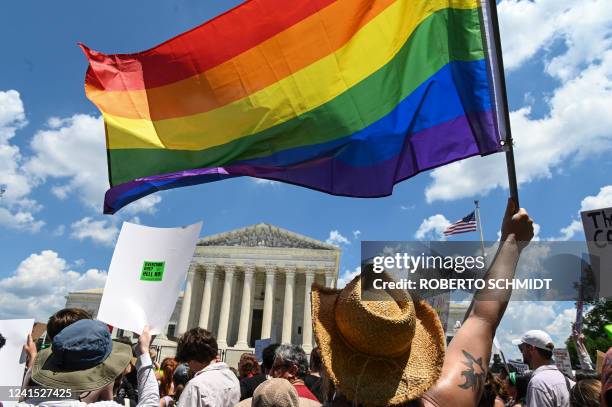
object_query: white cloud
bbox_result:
[70,217,119,246]
[24,114,162,214]
[546,308,577,337]
[326,230,350,246]
[532,223,541,242]
[400,204,415,211]
[0,90,26,142]
[498,0,611,73]
[580,185,612,211]
[337,266,361,289]
[252,178,279,186]
[25,114,108,210]
[415,214,450,240]
[557,220,583,241]
[352,230,361,239]
[0,90,44,232]
[121,195,162,216]
[0,250,106,321]
[426,1,612,202]
[554,186,612,240]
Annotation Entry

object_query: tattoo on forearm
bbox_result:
[458,350,486,393]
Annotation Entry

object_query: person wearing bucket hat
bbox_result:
[18,319,159,406]
[312,198,535,407]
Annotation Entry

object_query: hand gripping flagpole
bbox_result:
[483,0,520,209]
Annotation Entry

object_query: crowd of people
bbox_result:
[8,200,612,406]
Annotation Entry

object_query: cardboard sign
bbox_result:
[581,207,612,298]
[97,221,202,335]
[0,319,34,407]
[553,348,574,379]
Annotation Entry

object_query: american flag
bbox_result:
[444,211,477,236]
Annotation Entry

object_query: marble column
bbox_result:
[235,265,255,348]
[261,266,276,340]
[177,265,196,336]
[325,268,336,288]
[281,266,296,344]
[198,265,215,330]
[216,265,235,349]
[302,269,315,352]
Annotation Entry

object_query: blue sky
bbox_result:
[0,0,610,360]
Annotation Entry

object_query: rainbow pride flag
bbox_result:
[82,0,509,214]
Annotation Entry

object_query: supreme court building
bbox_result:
[176,223,340,353]
[67,223,340,356]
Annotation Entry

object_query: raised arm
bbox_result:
[134,326,161,407]
[573,331,594,371]
[423,199,534,407]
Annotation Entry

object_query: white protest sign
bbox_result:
[0,319,34,406]
[97,221,202,335]
[553,348,574,379]
[581,207,612,298]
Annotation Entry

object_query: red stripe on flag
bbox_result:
[80,0,336,92]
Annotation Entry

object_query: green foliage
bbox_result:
[565,338,579,367]
[567,299,612,367]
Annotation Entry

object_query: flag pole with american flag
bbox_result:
[443,201,486,258]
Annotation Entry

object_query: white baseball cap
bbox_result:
[512,330,554,350]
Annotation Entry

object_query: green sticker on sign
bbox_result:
[140,261,165,281]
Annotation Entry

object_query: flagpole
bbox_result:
[475,200,486,258]
[486,0,520,209]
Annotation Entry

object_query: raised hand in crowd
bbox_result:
[23,333,37,369]
[422,198,534,407]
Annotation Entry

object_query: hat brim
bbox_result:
[511,339,523,346]
[32,341,132,392]
[312,284,446,406]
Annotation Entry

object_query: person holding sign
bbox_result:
[18,320,158,406]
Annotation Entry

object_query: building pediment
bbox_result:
[198,223,337,251]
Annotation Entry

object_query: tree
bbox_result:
[566,299,612,368]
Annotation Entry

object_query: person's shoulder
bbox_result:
[528,369,549,385]
[297,396,321,407]
[236,398,252,407]
[303,374,320,386]
[242,374,266,387]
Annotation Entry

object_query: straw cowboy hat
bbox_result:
[312,272,446,406]
[32,319,132,393]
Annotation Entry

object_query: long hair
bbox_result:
[160,358,179,397]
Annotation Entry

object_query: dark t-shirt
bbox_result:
[304,374,325,402]
[239,374,267,400]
